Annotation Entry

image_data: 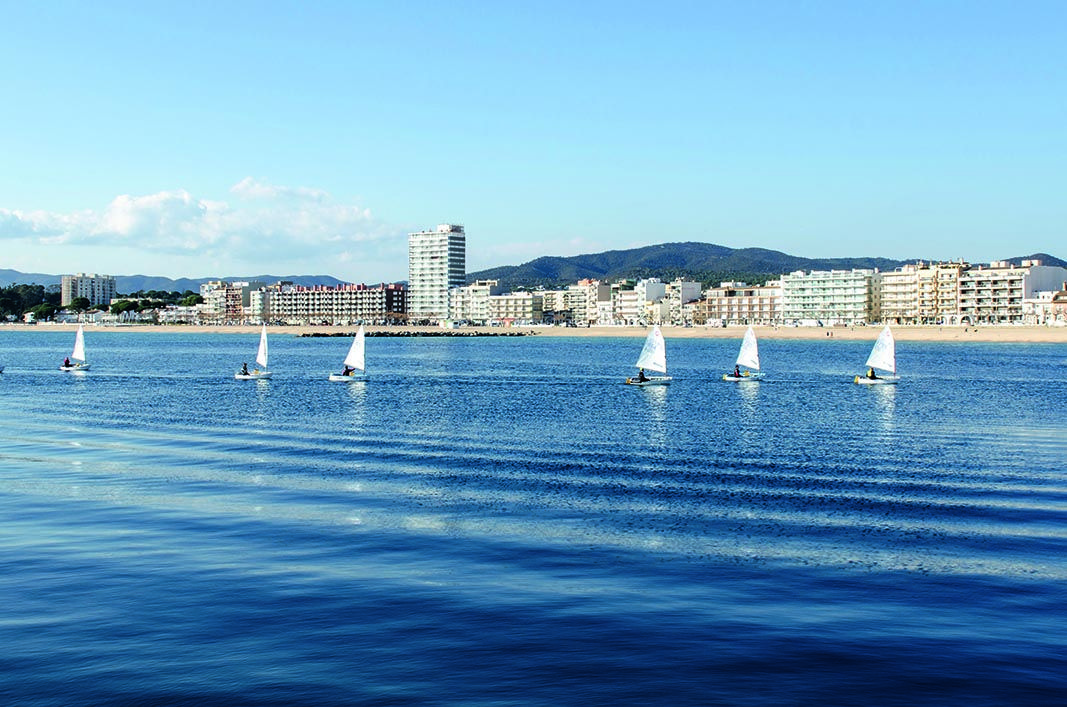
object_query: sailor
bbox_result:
[637,368,648,382]
[241,362,249,376]
[342,365,354,377]
[733,365,741,378]
[63,357,70,368]
[866,367,878,380]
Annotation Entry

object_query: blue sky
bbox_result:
[1,1,1065,282]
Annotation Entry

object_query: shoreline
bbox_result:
[3,322,1066,343]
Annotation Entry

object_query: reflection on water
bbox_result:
[737,379,760,412]
[869,383,896,433]
[637,384,669,448]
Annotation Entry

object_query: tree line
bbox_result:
[0,284,202,321]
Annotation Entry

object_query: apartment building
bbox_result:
[781,270,879,325]
[199,280,265,324]
[61,273,117,307]
[255,283,406,325]
[695,280,782,325]
[958,260,1067,324]
[408,224,466,322]
[449,279,501,323]
[487,292,543,324]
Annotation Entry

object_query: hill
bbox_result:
[467,242,909,290]
[1005,253,1067,269]
[0,270,346,293]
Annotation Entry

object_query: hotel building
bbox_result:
[253,283,406,325]
[487,292,544,324]
[408,224,466,322]
[61,273,117,307]
[695,280,782,325]
[781,269,880,326]
[199,280,264,324]
[958,260,1067,324]
[449,279,502,323]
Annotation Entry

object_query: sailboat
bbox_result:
[723,326,764,381]
[625,325,672,386]
[59,324,91,371]
[328,325,366,381]
[855,325,899,385]
[235,324,273,379]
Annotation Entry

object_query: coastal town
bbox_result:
[22,224,1067,329]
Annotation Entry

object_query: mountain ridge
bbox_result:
[2,245,1063,293]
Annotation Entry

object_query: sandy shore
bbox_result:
[4,322,1066,343]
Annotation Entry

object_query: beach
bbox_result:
[4,322,1067,343]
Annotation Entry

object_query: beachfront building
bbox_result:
[694,280,782,326]
[537,286,590,324]
[487,292,543,324]
[879,267,920,324]
[957,260,1067,324]
[199,280,265,324]
[612,282,642,324]
[575,279,610,324]
[449,280,501,324]
[879,261,969,324]
[408,224,466,323]
[664,279,704,325]
[252,283,406,325]
[781,269,880,326]
[158,305,200,325]
[916,261,967,324]
[61,273,117,307]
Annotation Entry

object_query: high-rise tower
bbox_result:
[407,224,466,321]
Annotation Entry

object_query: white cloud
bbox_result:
[0,179,407,279]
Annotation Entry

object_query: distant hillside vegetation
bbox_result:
[0,270,347,292]
[1005,253,1067,269]
[467,242,908,290]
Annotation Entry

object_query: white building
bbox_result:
[958,260,1067,324]
[781,270,880,325]
[61,273,117,307]
[449,279,501,323]
[199,280,265,324]
[254,283,406,325]
[408,224,466,322]
[488,292,543,324]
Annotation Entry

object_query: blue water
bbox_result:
[1,330,1065,706]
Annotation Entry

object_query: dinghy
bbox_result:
[328,325,366,381]
[723,326,764,381]
[235,324,273,379]
[59,324,91,371]
[626,325,672,386]
[855,325,899,385]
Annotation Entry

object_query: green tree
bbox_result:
[69,297,91,311]
[179,294,204,306]
[30,303,56,321]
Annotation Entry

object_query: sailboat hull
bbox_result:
[328,373,365,382]
[59,363,90,372]
[625,376,672,386]
[723,372,764,382]
[854,375,898,385]
[235,370,272,380]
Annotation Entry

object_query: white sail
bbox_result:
[71,324,86,363]
[255,324,269,369]
[343,325,366,371]
[865,326,895,374]
[634,326,667,374]
[736,326,760,371]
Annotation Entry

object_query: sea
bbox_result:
[0,329,1065,706]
